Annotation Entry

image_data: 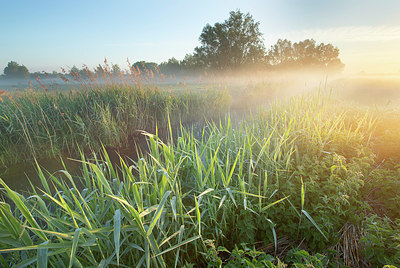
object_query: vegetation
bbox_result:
[0,83,229,166]
[194,10,266,69]
[266,39,345,72]
[1,11,344,79]
[2,61,30,79]
[1,4,397,267]
[0,91,399,267]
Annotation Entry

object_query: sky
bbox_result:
[1,0,400,74]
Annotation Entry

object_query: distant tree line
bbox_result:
[158,10,344,73]
[1,10,345,80]
[1,61,30,79]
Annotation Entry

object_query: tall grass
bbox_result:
[0,125,289,267]
[0,85,230,166]
[1,91,393,267]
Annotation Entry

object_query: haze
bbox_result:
[1,0,400,74]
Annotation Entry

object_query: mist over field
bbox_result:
[3,70,400,109]
[1,2,400,267]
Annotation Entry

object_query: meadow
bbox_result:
[0,74,230,168]
[0,69,399,267]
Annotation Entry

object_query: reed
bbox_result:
[0,91,399,267]
[0,84,230,166]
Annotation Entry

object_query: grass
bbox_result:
[0,83,230,166]
[0,90,399,267]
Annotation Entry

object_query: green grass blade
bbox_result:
[147,191,171,237]
[0,178,47,241]
[37,241,49,268]
[155,235,201,258]
[69,228,82,268]
[262,196,289,211]
[301,210,328,241]
[194,196,201,235]
[300,177,305,211]
[114,209,121,266]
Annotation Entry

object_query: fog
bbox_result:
[1,71,400,109]
[0,78,32,91]
[329,74,400,106]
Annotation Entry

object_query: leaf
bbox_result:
[225,151,240,187]
[171,196,177,221]
[114,209,121,266]
[69,228,82,268]
[154,235,201,257]
[301,210,328,241]
[197,188,214,200]
[218,195,226,209]
[37,241,49,268]
[175,225,184,268]
[89,163,113,195]
[262,196,289,211]
[266,219,277,256]
[194,196,201,235]
[147,191,171,236]
[0,240,96,253]
[0,178,47,241]
[226,188,237,208]
[35,161,51,194]
[300,177,305,210]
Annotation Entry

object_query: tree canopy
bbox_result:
[267,39,345,72]
[191,10,344,72]
[1,11,345,79]
[194,10,266,70]
[3,61,30,79]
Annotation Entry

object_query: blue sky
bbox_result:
[1,0,400,73]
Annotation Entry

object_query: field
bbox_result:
[0,71,399,267]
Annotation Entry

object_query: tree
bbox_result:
[70,65,80,76]
[266,39,345,72]
[3,61,30,79]
[181,53,202,72]
[159,58,181,74]
[194,10,266,69]
[132,61,158,73]
[79,66,93,77]
[267,39,294,66]
[112,64,121,75]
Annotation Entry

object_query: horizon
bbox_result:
[1,0,400,74]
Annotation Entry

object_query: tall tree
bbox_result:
[3,61,30,79]
[181,53,202,71]
[132,61,158,72]
[267,39,345,72]
[194,10,266,69]
[267,39,294,66]
[159,58,181,74]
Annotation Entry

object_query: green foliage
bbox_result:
[133,61,158,73]
[0,86,230,165]
[208,246,337,267]
[363,163,400,219]
[0,91,399,266]
[284,249,332,267]
[360,216,400,267]
[222,245,277,267]
[266,39,345,72]
[195,10,266,69]
[3,61,30,79]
